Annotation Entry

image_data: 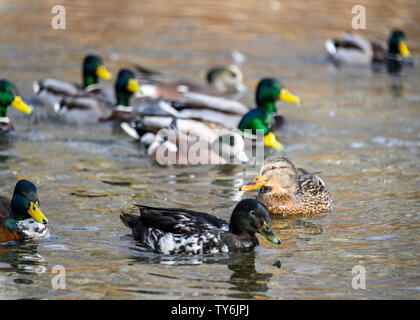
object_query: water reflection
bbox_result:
[0,242,46,275]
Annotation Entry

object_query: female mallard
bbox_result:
[120,198,281,255]
[0,180,49,242]
[136,64,247,99]
[237,78,300,152]
[325,30,412,66]
[55,69,140,125]
[240,156,332,216]
[0,80,33,135]
[33,54,112,111]
[121,118,249,165]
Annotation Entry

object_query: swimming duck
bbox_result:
[55,69,140,125]
[33,54,112,111]
[237,78,301,151]
[121,118,249,165]
[136,64,247,99]
[120,198,281,255]
[240,156,332,216]
[0,80,33,135]
[0,180,49,242]
[325,30,412,66]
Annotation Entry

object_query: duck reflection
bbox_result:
[0,242,46,275]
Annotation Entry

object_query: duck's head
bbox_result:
[240,156,298,196]
[256,78,300,113]
[10,180,48,225]
[388,30,411,58]
[229,199,281,244]
[0,80,32,117]
[212,133,249,163]
[206,65,247,93]
[115,69,140,106]
[82,55,112,88]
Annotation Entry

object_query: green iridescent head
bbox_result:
[388,30,411,58]
[10,180,48,224]
[255,78,300,113]
[0,80,32,117]
[82,54,112,88]
[229,199,281,244]
[115,69,140,106]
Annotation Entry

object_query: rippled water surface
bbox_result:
[0,0,419,299]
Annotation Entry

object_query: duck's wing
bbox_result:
[33,78,82,97]
[137,205,228,234]
[326,33,373,65]
[298,173,329,197]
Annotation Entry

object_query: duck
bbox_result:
[0,180,50,242]
[121,118,249,166]
[325,29,412,66]
[237,78,301,152]
[240,156,332,216]
[136,64,247,99]
[33,54,112,111]
[120,198,281,255]
[54,69,140,125]
[0,80,33,135]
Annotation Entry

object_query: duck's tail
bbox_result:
[120,213,139,228]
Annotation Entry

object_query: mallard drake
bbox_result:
[55,69,140,125]
[121,118,249,165]
[240,156,332,216]
[0,180,49,242]
[237,78,301,151]
[33,54,112,111]
[120,198,281,255]
[325,30,412,66]
[0,80,33,135]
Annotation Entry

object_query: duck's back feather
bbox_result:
[0,196,21,242]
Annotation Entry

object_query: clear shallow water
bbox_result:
[0,0,419,299]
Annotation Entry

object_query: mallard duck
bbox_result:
[237,78,301,151]
[120,198,281,255]
[240,156,332,216]
[0,80,33,135]
[55,69,140,125]
[0,180,49,242]
[136,64,247,99]
[121,118,249,165]
[33,54,112,111]
[325,30,412,66]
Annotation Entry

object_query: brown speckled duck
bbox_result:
[240,156,332,216]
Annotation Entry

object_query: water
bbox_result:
[0,0,419,299]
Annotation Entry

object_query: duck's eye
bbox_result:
[249,210,255,216]
[163,135,168,141]
[260,186,270,194]
[271,166,276,170]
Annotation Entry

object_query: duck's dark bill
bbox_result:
[258,221,281,244]
[28,201,48,224]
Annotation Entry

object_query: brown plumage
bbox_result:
[0,196,21,242]
[240,156,333,217]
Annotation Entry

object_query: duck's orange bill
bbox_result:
[240,174,266,191]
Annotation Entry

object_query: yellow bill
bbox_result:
[127,78,140,93]
[264,132,284,151]
[11,96,32,114]
[28,201,48,224]
[398,40,411,58]
[96,65,112,80]
[279,88,301,105]
[258,221,281,244]
[240,173,266,191]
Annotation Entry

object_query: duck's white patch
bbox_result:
[120,122,140,140]
[114,105,134,113]
[16,218,50,241]
[0,117,10,124]
[138,84,157,98]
